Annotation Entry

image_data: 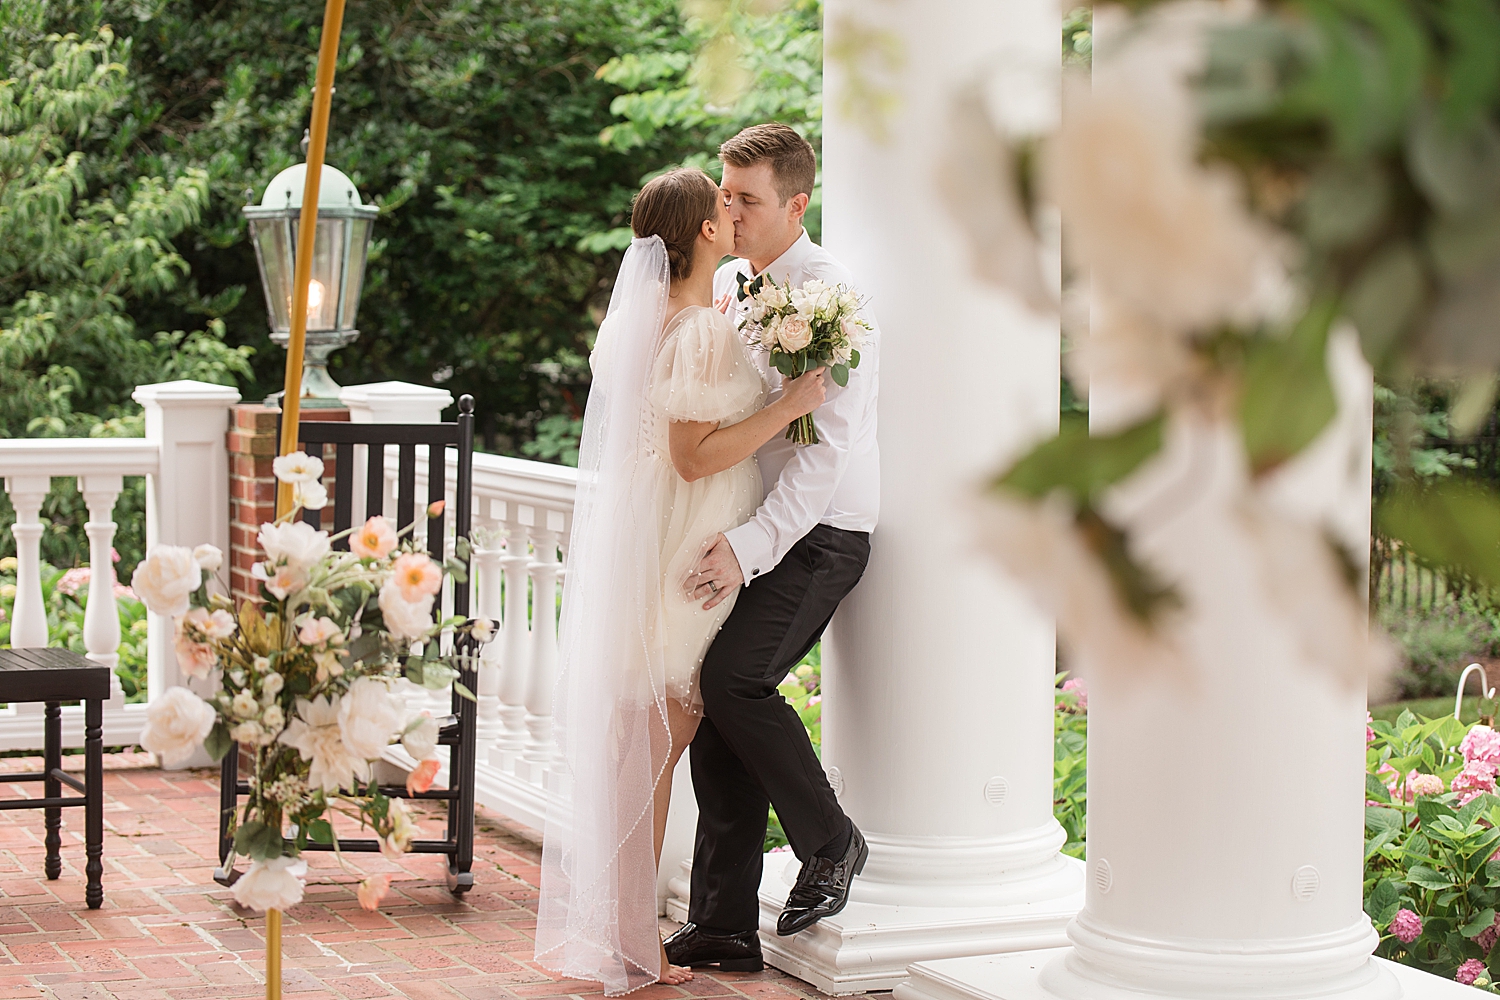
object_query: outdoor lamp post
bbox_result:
[244,160,377,405]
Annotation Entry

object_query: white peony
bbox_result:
[272,451,324,485]
[777,315,813,353]
[402,711,440,761]
[140,686,216,767]
[131,546,203,617]
[280,695,369,792]
[338,677,407,761]
[231,856,307,912]
[257,521,331,570]
[378,580,434,640]
[192,544,223,574]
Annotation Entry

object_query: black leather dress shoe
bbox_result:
[662,923,764,972]
[777,823,868,936]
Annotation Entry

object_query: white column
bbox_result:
[472,517,505,745]
[6,476,50,649]
[517,518,560,782]
[79,474,125,704]
[490,519,533,767]
[759,0,1081,992]
[132,381,240,763]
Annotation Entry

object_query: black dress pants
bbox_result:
[688,524,871,932]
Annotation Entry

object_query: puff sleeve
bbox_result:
[649,308,763,424]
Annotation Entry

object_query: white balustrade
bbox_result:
[6,475,50,650]
[81,474,126,705]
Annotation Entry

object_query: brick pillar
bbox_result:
[227,403,349,608]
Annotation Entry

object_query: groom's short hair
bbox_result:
[719,124,816,205]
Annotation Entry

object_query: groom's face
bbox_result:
[721,162,807,266]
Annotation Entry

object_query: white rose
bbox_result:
[231,690,259,718]
[192,544,223,574]
[380,798,417,860]
[230,719,267,745]
[777,315,813,353]
[760,315,781,350]
[280,695,369,792]
[257,521,331,570]
[338,677,407,761]
[272,451,324,485]
[378,580,434,641]
[293,479,328,511]
[262,672,285,697]
[130,546,203,617]
[261,704,285,734]
[140,686,216,767]
[401,712,440,761]
[231,856,307,912]
[761,285,790,310]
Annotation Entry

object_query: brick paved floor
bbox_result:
[0,756,830,1000]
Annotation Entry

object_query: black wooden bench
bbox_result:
[0,648,107,908]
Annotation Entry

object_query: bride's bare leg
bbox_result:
[655,699,702,985]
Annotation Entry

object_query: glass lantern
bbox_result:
[244,162,378,405]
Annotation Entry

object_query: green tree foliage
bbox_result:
[0,4,251,438]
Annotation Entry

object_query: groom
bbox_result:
[665,123,880,971]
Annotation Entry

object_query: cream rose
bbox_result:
[401,711,440,761]
[131,546,203,617]
[192,544,223,574]
[777,315,813,352]
[257,521,331,569]
[378,580,434,640]
[338,677,406,761]
[231,856,307,912]
[140,686,216,767]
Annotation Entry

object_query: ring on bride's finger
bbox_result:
[709,581,719,595]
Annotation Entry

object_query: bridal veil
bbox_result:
[536,236,674,994]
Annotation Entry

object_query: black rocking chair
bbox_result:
[215,395,481,894]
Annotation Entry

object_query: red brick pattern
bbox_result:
[0,758,825,1000]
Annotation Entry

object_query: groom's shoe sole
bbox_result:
[692,957,764,972]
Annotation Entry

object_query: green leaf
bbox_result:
[1419,795,1460,826]
[1376,479,1500,591]
[1408,865,1456,889]
[849,349,861,368]
[204,721,232,763]
[1367,773,1394,804]
[1368,878,1404,923]
[830,363,849,387]
[306,819,334,845]
[996,412,1165,504]
[454,680,477,702]
[1239,299,1338,476]
[233,819,284,861]
[1367,805,1402,831]
[1463,907,1497,937]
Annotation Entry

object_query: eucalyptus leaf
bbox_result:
[996,412,1164,504]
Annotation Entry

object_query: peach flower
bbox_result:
[407,757,441,796]
[357,874,392,912]
[390,553,442,603]
[351,516,398,560]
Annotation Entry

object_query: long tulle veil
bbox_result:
[536,236,673,995]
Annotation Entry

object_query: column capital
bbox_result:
[340,382,453,424]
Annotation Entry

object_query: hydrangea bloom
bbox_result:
[1456,958,1487,985]
[1390,908,1423,944]
[1406,772,1444,798]
[1478,912,1500,953]
[1452,760,1499,806]
[1366,711,1375,746]
[1063,678,1089,712]
[1462,725,1500,766]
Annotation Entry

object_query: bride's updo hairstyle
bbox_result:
[631,168,720,281]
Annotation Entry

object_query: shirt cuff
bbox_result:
[723,520,775,587]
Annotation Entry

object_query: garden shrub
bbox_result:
[1381,595,1500,700]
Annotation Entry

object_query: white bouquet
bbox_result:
[737,274,871,445]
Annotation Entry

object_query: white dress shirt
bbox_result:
[713,229,881,585]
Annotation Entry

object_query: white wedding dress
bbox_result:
[536,239,766,995]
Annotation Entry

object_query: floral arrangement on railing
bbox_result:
[1366,708,1500,989]
[134,452,482,912]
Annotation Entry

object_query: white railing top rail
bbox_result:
[0,438,160,479]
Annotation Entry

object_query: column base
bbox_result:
[897,948,1487,1000]
[755,850,1085,995]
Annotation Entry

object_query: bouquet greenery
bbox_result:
[135,451,486,912]
[738,274,870,445]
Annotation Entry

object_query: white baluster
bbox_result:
[79,475,124,706]
[520,516,561,783]
[472,517,504,746]
[491,518,532,768]
[6,476,50,649]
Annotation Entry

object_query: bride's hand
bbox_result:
[779,367,827,419]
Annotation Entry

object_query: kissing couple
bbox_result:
[533,123,880,994]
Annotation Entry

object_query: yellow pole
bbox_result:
[277,0,349,518]
[265,908,282,1000]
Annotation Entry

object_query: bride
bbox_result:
[534,167,826,994]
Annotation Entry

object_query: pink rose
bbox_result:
[1463,725,1500,766]
[1390,908,1423,944]
[776,315,813,352]
[1456,958,1487,985]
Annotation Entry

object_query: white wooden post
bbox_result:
[6,475,50,656]
[132,381,239,746]
[472,515,505,745]
[518,517,561,783]
[79,474,124,704]
[490,519,532,768]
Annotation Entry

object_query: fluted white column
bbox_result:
[80,474,124,704]
[754,0,1081,992]
[519,520,560,783]
[6,476,50,649]
[473,519,505,745]
[491,521,533,766]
